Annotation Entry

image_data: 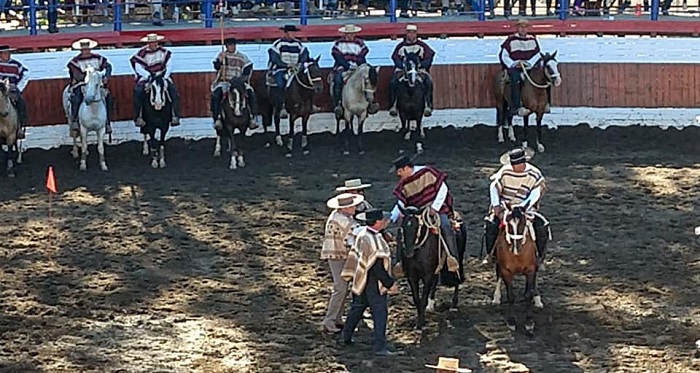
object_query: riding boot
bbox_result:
[133,85,145,127]
[14,95,27,140]
[544,86,552,113]
[483,216,500,263]
[423,77,434,117]
[70,91,82,133]
[211,93,222,130]
[333,83,343,119]
[439,214,460,272]
[388,78,399,117]
[168,84,181,126]
[247,88,259,129]
[534,223,550,271]
[105,93,114,134]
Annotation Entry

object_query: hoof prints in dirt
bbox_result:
[0,126,699,372]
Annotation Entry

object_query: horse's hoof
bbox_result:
[358,150,365,155]
[213,150,221,157]
[285,153,292,158]
[7,170,15,178]
[533,295,544,309]
[525,321,535,337]
[506,318,517,331]
[343,151,350,156]
[264,142,271,148]
[238,159,246,168]
[426,298,435,312]
[449,307,458,313]
[303,150,310,155]
[537,143,546,153]
[151,160,158,169]
[142,149,149,156]
[101,165,109,172]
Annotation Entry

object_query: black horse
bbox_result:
[142,72,172,169]
[395,52,427,155]
[214,77,251,170]
[397,205,467,330]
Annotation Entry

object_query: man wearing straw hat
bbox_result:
[330,24,372,118]
[341,208,399,356]
[267,25,312,119]
[130,33,182,127]
[335,178,374,214]
[0,45,29,140]
[67,38,114,135]
[498,19,551,116]
[389,24,436,118]
[425,357,472,372]
[321,192,364,334]
[211,37,259,131]
[483,147,551,269]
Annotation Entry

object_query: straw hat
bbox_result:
[425,357,472,372]
[338,24,362,33]
[499,147,535,166]
[327,193,365,209]
[335,178,372,192]
[515,19,531,27]
[406,24,418,31]
[140,33,165,42]
[71,38,99,50]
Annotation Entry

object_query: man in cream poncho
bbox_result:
[341,209,399,357]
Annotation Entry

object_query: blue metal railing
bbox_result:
[15,0,670,35]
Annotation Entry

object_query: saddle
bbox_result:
[265,68,296,88]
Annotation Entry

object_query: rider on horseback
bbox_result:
[389,155,460,274]
[331,24,369,118]
[211,37,259,131]
[499,19,551,116]
[130,33,182,127]
[267,25,312,119]
[0,45,28,140]
[484,147,551,269]
[67,38,114,135]
[389,24,435,118]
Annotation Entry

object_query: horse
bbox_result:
[493,51,562,153]
[213,77,251,170]
[330,64,380,155]
[282,58,324,157]
[141,71,172,169]
[397,205,467,330]
[0,79,19,178]
[395,52,427,155]
[491,204,544,337]
[62,65,109,172]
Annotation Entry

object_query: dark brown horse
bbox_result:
[282,57,323,157]
[397,205,466,330]
[491,204,544,337]
[493,51,562,153]
[213,77,251,170]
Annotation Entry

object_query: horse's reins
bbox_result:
[292,64,321,91]
[503,210,536,255]
[404,208,452,277]
[519,60,559,90]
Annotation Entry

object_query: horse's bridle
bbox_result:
[520,58,560,90]
[293,63,322,91]
[359,68,377,102]
[82,70,105,105]
[402,58,420,88]
[227,83,247,117]
[503,209,536,255]
[401,208,440,250]
[149,76,169,110]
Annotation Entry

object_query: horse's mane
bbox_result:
[367,64,378,86]
[229,76,247,92]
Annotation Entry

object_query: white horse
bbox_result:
[332,64,380,155]
[62,65,108,171]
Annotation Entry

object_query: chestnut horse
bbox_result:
[491,205,544,337]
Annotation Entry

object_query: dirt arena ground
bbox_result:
[0,125,699,373]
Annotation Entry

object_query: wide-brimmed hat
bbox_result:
[338,24,362,33]
[71,38,99,50]
[499,147,535,166]
[389,154,418,173]
[224,37,238,45]
[425,357,472,372]
[280,24,301,32]
[406,24,418,31]
[140,33,165,42]
[336,178,372,192]
[327,193,365,209]
[0,45,16,52]
[515,19,531,27]
[356,209,391,223]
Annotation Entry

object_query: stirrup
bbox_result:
[389,106,398,117]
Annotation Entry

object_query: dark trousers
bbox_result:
[342,278,388,352]
[11,91,27,127]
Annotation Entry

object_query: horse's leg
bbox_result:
[522,114,530,149]
[492,264,503,305]
[419,275,436,324]
[301,114,310,156]
[426,274,437,312]
[4,144,15,178]
[214,132,222,157]
[407,275,425,330]
[507,110,516,142]
[142,133,149,156]
[274,111,283,147]
[535,112,545,153]
[342,117,351,156]
[148,130,158,169]
[497,100,505,143]
[71,133,80,159]
[503,271,517,332]
[357,114,366,155]
[97,128,108,172]
[15,141,23,164]
[159,126,167,168]
[284,113,295,158]
[236,126,246,168]
[415,117,424,154]
[533,270,544,309]
[524,270,536,337]
[228,127,237,170]
[79,126,88,171]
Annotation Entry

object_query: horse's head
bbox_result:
[148,71,168,111]
[402,53,421,87]
[355,64,380,104]
[300,55,324,93]
[538,51,561,87]
[0,78,12,117]
[501,204,535,255]
[83,65,106,104]
[397,205,438,258]
[227,77,248,117]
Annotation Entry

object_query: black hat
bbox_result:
[224,37,238,45]
[0,45,16,52]
[280,24,301,32]
[499,147,535,165]
[389,154,417,173]
[356,209,391,224]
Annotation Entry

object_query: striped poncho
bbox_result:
[341,226,392,296]
[321,210,359,261]
[393,166,453,214]
[490,163,546,207]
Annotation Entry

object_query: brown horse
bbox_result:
[493,51,562,153]
[491,205,544,337]
[283,57,323,158]
[0,79,19,178]
[213,77,251,170]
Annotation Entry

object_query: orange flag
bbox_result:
[46,166,57,194]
